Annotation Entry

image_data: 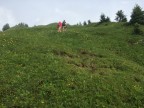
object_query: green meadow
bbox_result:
[0,23,144,107]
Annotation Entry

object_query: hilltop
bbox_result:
[0,23,144,107]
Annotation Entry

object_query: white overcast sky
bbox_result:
[0,0,143,30]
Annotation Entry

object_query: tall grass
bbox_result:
[0,23,144,107]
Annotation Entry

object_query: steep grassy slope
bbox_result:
[0,23,144,107]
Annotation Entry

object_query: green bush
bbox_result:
[133,23,143,35]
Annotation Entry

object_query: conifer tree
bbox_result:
[130,4,144,25]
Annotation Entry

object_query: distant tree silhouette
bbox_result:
[105,16,110,22]
[100,14,111,23]
[83,21,87,26]
[88,20,91,25]
[115,10,127,22]
[2,23,10,31]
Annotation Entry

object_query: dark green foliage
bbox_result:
[83,21,87,26]
[130,4,144,25]
[100,14,111,23]
[2,23,10,31]
[100,14,106,22]
[88,20,91,25]
[133,23,143,35]
[13,22,29,28]
[115,10,127,22]
[105,16,110,22]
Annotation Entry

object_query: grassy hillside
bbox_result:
[0,23,144,107]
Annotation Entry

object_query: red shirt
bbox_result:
[58,22,62,27]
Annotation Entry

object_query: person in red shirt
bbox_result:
[58,21,62,32]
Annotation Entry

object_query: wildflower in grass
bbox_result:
[41,100,45,104]
[134,85,142,92]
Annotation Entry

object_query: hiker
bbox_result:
[62,20,67,31]
[57,21,62,32]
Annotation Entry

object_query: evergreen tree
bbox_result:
[2,23,10,31]
[100,14,111,23]
[105,17,111,22]
[130,4,144,25]
[83,21,87,26]
[100,14,106,23]
[88,20,91,25]
[115,10,127,22]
